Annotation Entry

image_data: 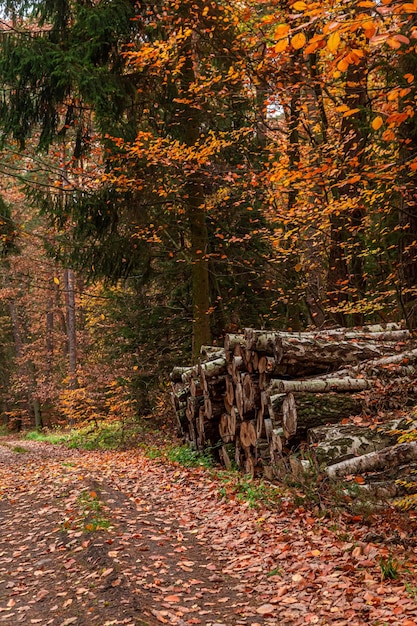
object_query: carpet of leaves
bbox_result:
[0,439,417,626]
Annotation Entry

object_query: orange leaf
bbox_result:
[292,1,307,10]
[291,32,307,50]
[274,38,289,53]
[354,475,365,484]
[327,31,341,52]
[274,24,290,38]
[372,116,383,130]
[343,108,360,117]
[164,595,181,603]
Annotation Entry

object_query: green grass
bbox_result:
[77,490,111,532]
[12,445,28,454]
[380,554,400,580]
[26,429,71,445]
[217,472,283,509]
[62,489,111,533]
[141,442,215,468]
[165,444,214,468]
[25,420,144,451]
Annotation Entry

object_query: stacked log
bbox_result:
[170,323,417,479]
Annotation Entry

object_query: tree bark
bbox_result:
[309,420,402,466]
[326,442,417,478]
[268,377,371,394]
[64,269,77,392]
[272,391,363,435]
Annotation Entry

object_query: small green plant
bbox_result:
[217,473,283,509]
[380,555,400,580]
[25,429,71,445]
[165,444,214,468]
[12,445,28,454]
[0,424,9,436]
[267,567,282,577]
[141,444,163,460]
[406,582,417,600]
[76,490,111,532]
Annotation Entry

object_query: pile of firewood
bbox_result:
[170,323,417,482]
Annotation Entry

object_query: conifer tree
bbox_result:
[0,0,275,359]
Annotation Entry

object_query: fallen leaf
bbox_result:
[164,595,181,603]
[256,603,276,616]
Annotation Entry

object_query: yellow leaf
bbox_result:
[274,23,290,38]
[274,38,289,53]
[292,1,307,10]
[372,115,383,130]
[342,108,360,117]
[295,263,302,272]
[53,277,60,285]
[291,32,306,50]
[327,31,341,52]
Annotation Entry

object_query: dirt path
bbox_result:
[1,439,417,626]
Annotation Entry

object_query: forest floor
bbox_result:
[1,438,417,626]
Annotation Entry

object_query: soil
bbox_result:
[1,438,417,626]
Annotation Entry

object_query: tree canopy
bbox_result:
[1,0,417,427]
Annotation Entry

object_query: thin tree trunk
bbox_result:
[64,269,77,392]
[179,34,211,360]
[327,35,368,324]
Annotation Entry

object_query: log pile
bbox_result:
[170,324,417,481]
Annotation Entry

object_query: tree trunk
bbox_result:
[178,34,211,359]
[64,269,77,391]
[327,32,368,324]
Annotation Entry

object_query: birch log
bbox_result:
[268,377,371,394]
[326,442,417,478]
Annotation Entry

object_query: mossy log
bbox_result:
[308,421,403,465]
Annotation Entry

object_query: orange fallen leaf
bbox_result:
[164,595,181,603]
[101,567,114,577]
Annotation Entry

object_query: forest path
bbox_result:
[1,439,417,626]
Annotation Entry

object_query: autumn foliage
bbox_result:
[1,0,417,427]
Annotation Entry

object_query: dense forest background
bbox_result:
[1,0,417,429]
